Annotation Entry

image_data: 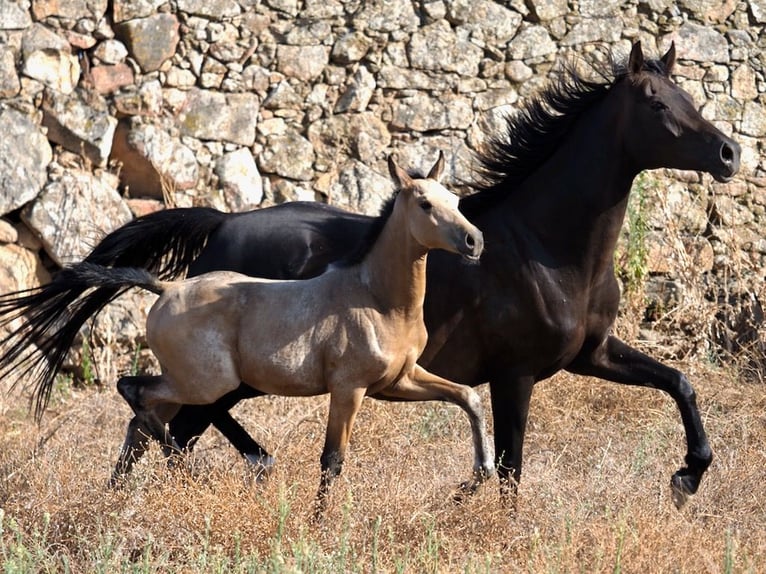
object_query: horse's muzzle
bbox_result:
[462,230,484,262]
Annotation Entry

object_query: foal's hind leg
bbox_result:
[378,365,494,497]
[112,375,183,481]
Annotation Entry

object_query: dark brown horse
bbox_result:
[0,42,740,507]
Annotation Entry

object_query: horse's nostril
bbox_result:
[465,234,475,248]
[720,142,734,164]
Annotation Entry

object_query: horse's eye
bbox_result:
[420,201,432,212]
[650,100,668,112]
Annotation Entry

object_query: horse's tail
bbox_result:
[0,262,165,420]
[0,207,225,420]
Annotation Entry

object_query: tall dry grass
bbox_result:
[0,346,763,572]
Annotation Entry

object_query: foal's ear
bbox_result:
[628,41,644,74]
[388,154,414,189]
[427,150,445,182]
[660,41,676,76]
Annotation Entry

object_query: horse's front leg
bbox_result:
[378,365,495,497]
[488,375,534,503]
[314,386,366,520]
[567,334,713,508]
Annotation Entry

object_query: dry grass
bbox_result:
[0,348,763,572]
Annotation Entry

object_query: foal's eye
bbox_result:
[419,201,432,212]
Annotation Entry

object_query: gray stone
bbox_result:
[0,108,52,216]
[116,14,180,73]
[408,20,483,76]
[528,0,568,20]
[178,90,258,146]
[664,23,729,63]
[750,0,766,23]
[0,47,20,97]
[335,66,376,113]
[112,0,165,23]
[93,39,128,65]
[578,0,623,17]
[22,49,81,94]
[22,24,70,59]
[391,91,473,132]
[308,113,391,168]
[377,65,453,91]
[42,89,118,166]
[0,0,32,29]
[214,148,263,211]
[741,102,766,138]
[258,130,315,181]
[276,45,329,82]
[22,170,133,265]
[265,0,300,17]
[562,17,623,46]
[329,160,394,215]
[445,0,522,45]
[509,25,558,59]
[332,31,372,65]
[360,0,419,34]
[176,0,241,18]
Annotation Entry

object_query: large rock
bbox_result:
[22,49,81,94]
[22,170,133,265]
[178,90,259,146]
[407,20,483,76]
[0,243,49,294]
[664,23,729,63]
[176,0,241,18]
[0,109,52,216]
[110,119,198,198]
[0,47,19,97]
[214,148,264,211]
[112,0,165,23]
[42,89,118,166]
[0,0,32,29]
[258,130,315,180]
[31,0,108,20]
[276,45,330,82]
[329,160,395,215]
[391,92,473,132]
[116,14,180,73]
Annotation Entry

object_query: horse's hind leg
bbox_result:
[314,387,366,520]
[109,415,150,486]
[378,364,494,497]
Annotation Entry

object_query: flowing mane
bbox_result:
[459,48,672,217]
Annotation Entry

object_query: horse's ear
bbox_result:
[660,41,676,76]
[628,41,644,74]
[427,150,445,182]
[388,155,413,189]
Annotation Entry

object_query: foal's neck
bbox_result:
[360,201,428,316]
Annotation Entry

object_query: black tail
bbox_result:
[0,207,226,420]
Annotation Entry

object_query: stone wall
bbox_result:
[0,0,764,361]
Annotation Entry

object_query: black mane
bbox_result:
[459,48,671,217]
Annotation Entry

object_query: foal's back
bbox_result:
[146,266,408,401]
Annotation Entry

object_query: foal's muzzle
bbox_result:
[462,229,484,262]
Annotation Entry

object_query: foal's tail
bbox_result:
[0,207,226,419]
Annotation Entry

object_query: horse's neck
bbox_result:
[359,207,428,316]
[510,103,638,260]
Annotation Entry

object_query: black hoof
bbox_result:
[670,469,697,509]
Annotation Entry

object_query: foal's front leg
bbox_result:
[378,365,495,496]
[314,386,366,519]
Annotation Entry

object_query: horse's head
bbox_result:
[617,41,740,182]
[388,152,484,261]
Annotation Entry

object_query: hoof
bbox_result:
[670,470,696,509]
[244,453,276,483]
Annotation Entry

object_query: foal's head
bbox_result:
[388,152,484,261]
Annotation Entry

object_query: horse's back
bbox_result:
[188,202,374,280]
